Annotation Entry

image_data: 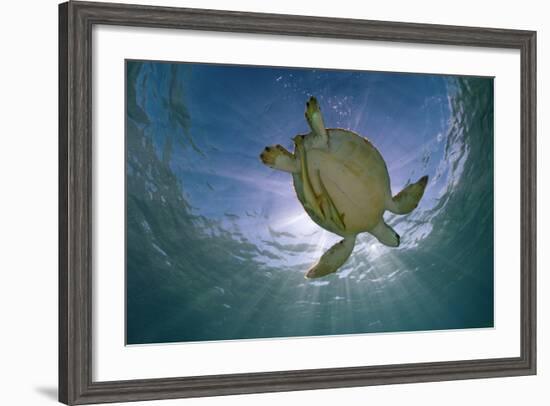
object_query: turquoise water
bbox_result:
[126,61,494,344]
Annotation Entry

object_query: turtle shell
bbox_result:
[292,128,391,237]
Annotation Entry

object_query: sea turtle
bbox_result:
[260,97,428,279]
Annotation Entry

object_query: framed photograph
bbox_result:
[59,1,536,404]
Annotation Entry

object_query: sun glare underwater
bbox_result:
[126,60,494,345]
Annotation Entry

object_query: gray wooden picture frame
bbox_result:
[59,1,537,404]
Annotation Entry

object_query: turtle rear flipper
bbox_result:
[305,96,329,146]
[260,144,299,173]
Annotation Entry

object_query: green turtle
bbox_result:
[260,97,428,279]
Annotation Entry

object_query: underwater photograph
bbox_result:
[125,60,494,345]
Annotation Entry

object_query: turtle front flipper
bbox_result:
[305,97,329,146]
[386,175,429,215]
[305,236,356,279]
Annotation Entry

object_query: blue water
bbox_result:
[126,61,494,344]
